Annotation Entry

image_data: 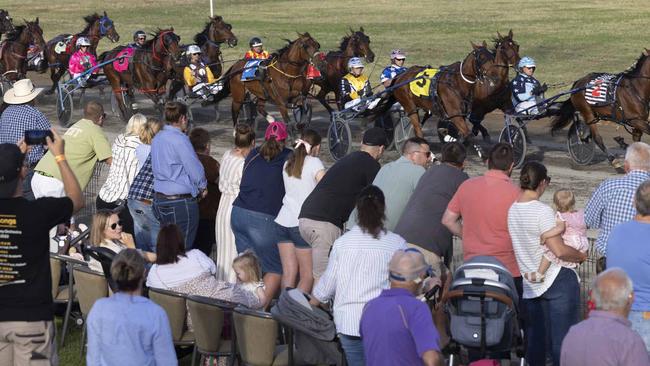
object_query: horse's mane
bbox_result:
[624,52,650,75]
[194,20,213,46]
[4,25,25,42]
[81,13,101,34]
[338,34,351,51]
[141,28,175,49]
[275,38,296,57]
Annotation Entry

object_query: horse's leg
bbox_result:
[230,81,246,126]
[395,90,423,137]
[46,65,58,94]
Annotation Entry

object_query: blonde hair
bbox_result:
[125,113,147,136]
[139,118,163,145]
[553,189,576,213]
[232,250,262,283]
[91,210,115,246]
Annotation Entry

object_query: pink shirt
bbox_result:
[68,50,97,75]
[447,170,521,276]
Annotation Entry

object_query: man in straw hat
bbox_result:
[360,248,442,366]
[0,78,50,200]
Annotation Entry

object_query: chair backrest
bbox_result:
[148,287,188,341]
[49,256,63,299]
[187,295,236,353]
[233,306,278,365]
[72,265,108,317]
[86,246,117,291]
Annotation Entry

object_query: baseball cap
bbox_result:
[265,121,288,141]
[362,127,387,147]
[0,144,24,198]
[388,249,429,282]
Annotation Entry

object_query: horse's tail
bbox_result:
[550,99,575,135]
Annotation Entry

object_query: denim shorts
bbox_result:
[275,223,310,249]
[231,206,282,275]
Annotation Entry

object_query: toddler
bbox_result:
[232,251,267,307]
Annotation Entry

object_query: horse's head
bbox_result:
[494,29,520,67]
[296,32,321,61]
[209,15,237,47]
[0,9,14,34]
[99,11,120,42]
[625,48,650,78]
[24,18,45,50]
[154,28,182,61]
[466,41,498,83]
[347,27,374,63]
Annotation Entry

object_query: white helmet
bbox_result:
[187,45,201,55]
[348,57,364,70]
[518,56,536,71]
[76,37,91,47]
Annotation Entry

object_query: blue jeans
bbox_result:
[230,206,282,274]
[152,196,198,250]
[128,198,160,253]
[339,334,365,366]
[629,311,650,353]
[523,268,579,366]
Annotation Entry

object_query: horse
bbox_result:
[0,19,45,81]
[551,49,650,168]
[213,32,321,128]
[312,27,375,113]
[0,10,14,40]
[44,11,120,94]
[376,43,497,154]
[167,15,238,99]
[469,30,521,140]
[101,28,181,121]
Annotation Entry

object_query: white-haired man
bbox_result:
[560,268,650,365]
[585,142,650,256]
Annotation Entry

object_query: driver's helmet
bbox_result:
[249,37,263,48]
[348,57,364,70]
[390,49,406,60]
[133,30,146,42]
[187,45,202,55]
[76,37,91,47]
[518,56,536,71]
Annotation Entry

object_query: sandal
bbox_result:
[524,271,546,283]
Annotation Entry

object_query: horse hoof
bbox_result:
[611,158,625,171]
[613,136,628,150]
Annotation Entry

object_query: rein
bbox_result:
[152,31,174,63]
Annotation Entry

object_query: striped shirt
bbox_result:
[508,200,562,299]
[313,226,407,336]
[98,134,142,202]
[584,170,650,255]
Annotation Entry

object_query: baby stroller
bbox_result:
[444,256,525,366]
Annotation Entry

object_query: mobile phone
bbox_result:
[24,130,53,145]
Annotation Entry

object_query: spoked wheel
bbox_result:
[567,114,595,165]
[499,123,527,168]
[119,92,135,122]
[436,119,460,143]
[56,87,73,127]
[242,99,258,131]
[327,116,353,161]
[393,114,414,153]
[292,102,313,129]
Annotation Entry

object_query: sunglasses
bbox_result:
[109,221,123,230]
[413,150,431,158]
[138,37,146,41]
[545,176,552,183]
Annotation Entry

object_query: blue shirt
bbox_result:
[606,220,650,311]
[510,72,541,105]
[233,147,291,216]
[585,170,650,254]
[380,65,407,84]
[0,104,51,166]
[86,293,177,366]
[151,125,206,196]
[360,288,440,365]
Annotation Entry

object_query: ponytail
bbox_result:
[285,129,322,178]
[356,185,386,239]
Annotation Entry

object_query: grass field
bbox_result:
[2,1,647,364]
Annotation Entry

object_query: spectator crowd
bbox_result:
[0,78,649,366]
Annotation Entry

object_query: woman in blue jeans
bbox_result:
[507,162,587,366]
[231,121,291,308]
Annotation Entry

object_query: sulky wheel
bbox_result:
[498,123,527,168]
[56,87,73,127]
[327,115,353,161]
[567,114,595,166]
[393,114,415,153]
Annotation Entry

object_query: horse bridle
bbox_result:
[152,31,178,63]
[98,16,113,37]
[459,48,493,84]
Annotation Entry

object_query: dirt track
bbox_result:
[23,72,630,210]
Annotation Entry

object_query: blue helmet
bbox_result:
[348,57,364,69]
[518,56,536,71]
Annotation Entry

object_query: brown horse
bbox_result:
[101,29,181,121]
[0,19,45,81]
[313,27,375,113]
[551,49,650,167]
[379,43,497,151]
[0,10,14,40]
[214,32,321,127]
[168,15,238,99]
[469,30,521,140]
[44,12,120,94]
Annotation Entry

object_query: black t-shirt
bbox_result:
[299,151,380,228]
[0,197,73,321]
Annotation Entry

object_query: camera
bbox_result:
[24,130,53,145]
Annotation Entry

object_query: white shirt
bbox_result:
[275,156,325,228]
[313,225,407,336]
[508,200,564,299]
[98,134,141,202]
[146,249,216,289]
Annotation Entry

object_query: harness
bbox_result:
[98,16,113,37]
[152,31,175,63]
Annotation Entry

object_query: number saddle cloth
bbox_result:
[409,67,441,98]
[112,47,135,73]
[585,73,621,106]
[241,59,265,81]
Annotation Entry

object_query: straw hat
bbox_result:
[3,79,44,104]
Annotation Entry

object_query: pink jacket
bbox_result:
[68,50,97,75]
